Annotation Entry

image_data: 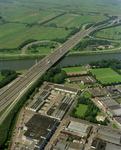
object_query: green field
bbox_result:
[26,42,59,54]
[97,111,103,116]
[90,68,121,84]
[75,104,88,116]
[96,26,121,40]
[112,123,119,130]
[62,66,85,73]
[78,84,87,89]
[0,26,72,49]
[82,91,92,98]
[116,98,121,104]
[45,13,107,28]
[0,73,5,82]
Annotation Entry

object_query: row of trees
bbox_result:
[72,39,111,51]
[0,66,67,149]
[69,97,109,125]
[0,69,18,88]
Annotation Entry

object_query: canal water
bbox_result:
[0,53,121,71]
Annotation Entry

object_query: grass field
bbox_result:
[112,123,119,130]
[96,26,121,40]
[62,66,85,73]
[0,26,72,49]
[90,68,121,84]
[116,98,121,104]
[75,104,88,116]
[26,42,59,54]
[78,84,87,89]
[82,91,92,97]
[45,13,107,28]
[97,111,103,116]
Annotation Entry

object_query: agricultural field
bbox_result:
[90,68,121,84]
[62,66,85,73]
[45,13,107,28]
[75,104,88,116]
[26,42,59,55]
[0,26,72,49]
[96,26,121,40]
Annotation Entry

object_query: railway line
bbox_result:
[0,18,119,122]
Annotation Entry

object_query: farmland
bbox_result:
[96,26,121,40]
[62,66,85,73]
[90,68,121,84]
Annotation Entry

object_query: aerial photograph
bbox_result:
[0,0,121,150]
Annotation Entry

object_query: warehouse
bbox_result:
[54,84,78,94]
[25,99,45,112]
[96,128,121,145]
[67,76,96,85]
[105,87,121,99]
[37,90,50,100]
[102,100,119,109]
[89,88,107,97]
[47,96,74,120]
[114,117,121,126]
[107,108,121,117]
[22,114,58,150]
[65,121,91,136]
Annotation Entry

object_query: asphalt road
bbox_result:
[0,18,120,123]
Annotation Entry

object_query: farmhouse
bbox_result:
[67,76,96,85]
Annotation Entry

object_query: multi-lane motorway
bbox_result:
[0,19,119,123]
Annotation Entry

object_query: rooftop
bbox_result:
[96,128,121,145]
[54,84,78,93]
[67,76,96,83]
[24,114,57,140]
[108,108,121,117]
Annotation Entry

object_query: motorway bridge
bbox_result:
[0,18,120,123]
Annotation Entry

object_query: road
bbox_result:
[0,17,120,123]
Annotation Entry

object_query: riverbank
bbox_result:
[0,54,45,61]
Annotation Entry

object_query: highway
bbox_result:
[0,18,120,123]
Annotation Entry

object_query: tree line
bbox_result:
[0,66,67,149]
[0,69,18,88]
[69,96,109,125]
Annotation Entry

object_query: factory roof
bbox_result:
[108,108,121,117]
[96,128,121,145]
[106,143,121,150]
[67,76,96,83]
[24,114,57,140]
[54,84,78,93]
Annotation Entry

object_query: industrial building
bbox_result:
[47,96,74,120]
[107,108,121,117]
[53,84,78,94]
[89,88,107,97]
[96,128,121,145]
[67,76,96,85]
[114,117,121,127]
[22,114,58,150]
[64,120,91,136]
[105,87,121,99]
[91,139,121,150]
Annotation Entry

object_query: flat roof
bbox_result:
[67,76,96,83]
[96,96,114,101]
[103,100,119,107]
[106,143,121,150]
[24,114,57,140]
[109,108,121,116]
[114,116,121,124]
[37,90,50,99]
[54,84,78,93]
[67,121,89,135]
[97,129,121,145]
[68,142,84,149]
[20,148,30,150]
[89,88,107,97]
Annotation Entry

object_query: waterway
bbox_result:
[0,53,121,71]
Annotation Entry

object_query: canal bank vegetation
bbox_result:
[0,55,45,61]
[0,67,68,149]
[0,70,18,89]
